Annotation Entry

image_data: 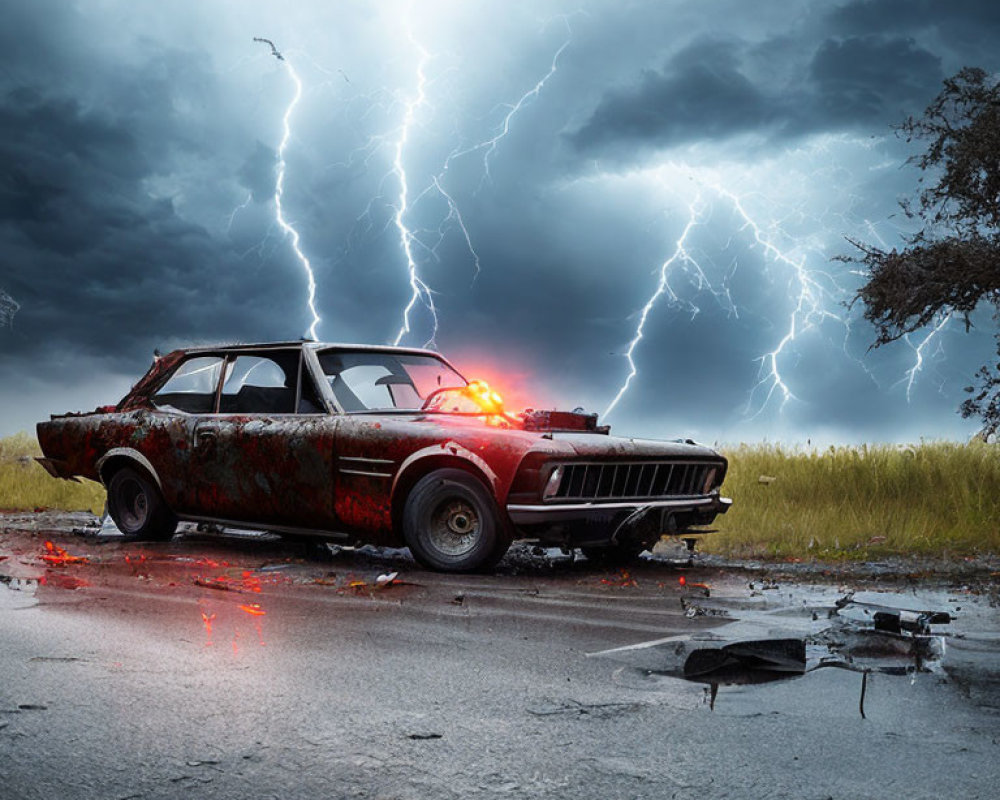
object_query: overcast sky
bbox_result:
[2,0,999,444]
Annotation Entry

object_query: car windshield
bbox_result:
[317,350,466,412]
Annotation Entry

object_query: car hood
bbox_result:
[385,412,723,461]
[546,432,722,460]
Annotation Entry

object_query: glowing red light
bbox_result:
[40,540,88,567]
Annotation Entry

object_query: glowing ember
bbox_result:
[201,611,217,646]
[125,554,150,579]
[40,540,88,567]
[601,570,637,588]
[241,571,262,593]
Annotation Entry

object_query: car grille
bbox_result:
[548,461,717,502]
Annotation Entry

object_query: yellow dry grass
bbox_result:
[708,441,1000,559]
[0,432,104,515]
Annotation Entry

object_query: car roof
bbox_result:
[169,341,442,358]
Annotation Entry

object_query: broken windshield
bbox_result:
[317,350,466,412]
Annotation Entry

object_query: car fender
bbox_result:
[95,447,164,491]
[392,441,501,500]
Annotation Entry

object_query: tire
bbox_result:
[402,468,509,572]
[107,466,178,541]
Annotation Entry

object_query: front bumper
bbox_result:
[506,494,731,525]
[505,494,731,546]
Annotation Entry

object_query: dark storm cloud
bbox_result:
[808,36,941,125]
[828,0,1000,39]
[570,39,773,151]
[571,31,941,155]
[0,5,307,378]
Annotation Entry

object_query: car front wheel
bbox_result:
[402,468,509,572]
[107,466,178,541]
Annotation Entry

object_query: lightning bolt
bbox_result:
[256,38,322,341]
[603,197,706,418]
[429,176,481,283]
[392,38,435,348]
[225,191,253,234]
[391,25,571,345]
[897,313,951,402]
[442,23,572,186]
[604,166,846,420]
[717,185,845,419]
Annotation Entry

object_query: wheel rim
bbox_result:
[116,477,149,531]
[426,497,481,557]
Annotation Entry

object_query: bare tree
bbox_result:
[846,67,1000,432]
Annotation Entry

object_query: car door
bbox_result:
[146,354,228,513]
[188,349,338,529]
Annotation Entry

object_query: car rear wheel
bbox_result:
[107,466,178,541]
[402,468,509,572]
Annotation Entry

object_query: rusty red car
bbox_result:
[36,341,731,572]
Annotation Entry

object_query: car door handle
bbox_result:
[194,428,218,447]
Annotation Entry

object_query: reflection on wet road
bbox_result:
[2,513,999,799]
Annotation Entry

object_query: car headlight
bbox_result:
[542,465,563,500]
[701,467,718,494]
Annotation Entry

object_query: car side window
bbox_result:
[219,355,297,414]
[152,357,225,413]
[337,364,394,410]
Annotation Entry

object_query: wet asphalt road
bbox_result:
[2,513,999,800]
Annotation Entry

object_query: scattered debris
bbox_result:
[194,570,264,594]
[195,578,237,593]
[527,699,642,718]
[375,571,399,587]
[679,575,710,596]
[29,656,82,663]
[748,578,779,593]
[684,638,806,678]
[591,589,956,718]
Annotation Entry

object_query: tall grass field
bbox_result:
[708,442,1000,558]
[1,434,997,558]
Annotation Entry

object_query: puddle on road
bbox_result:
[0,574,40,609]
[593,587,985,716]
